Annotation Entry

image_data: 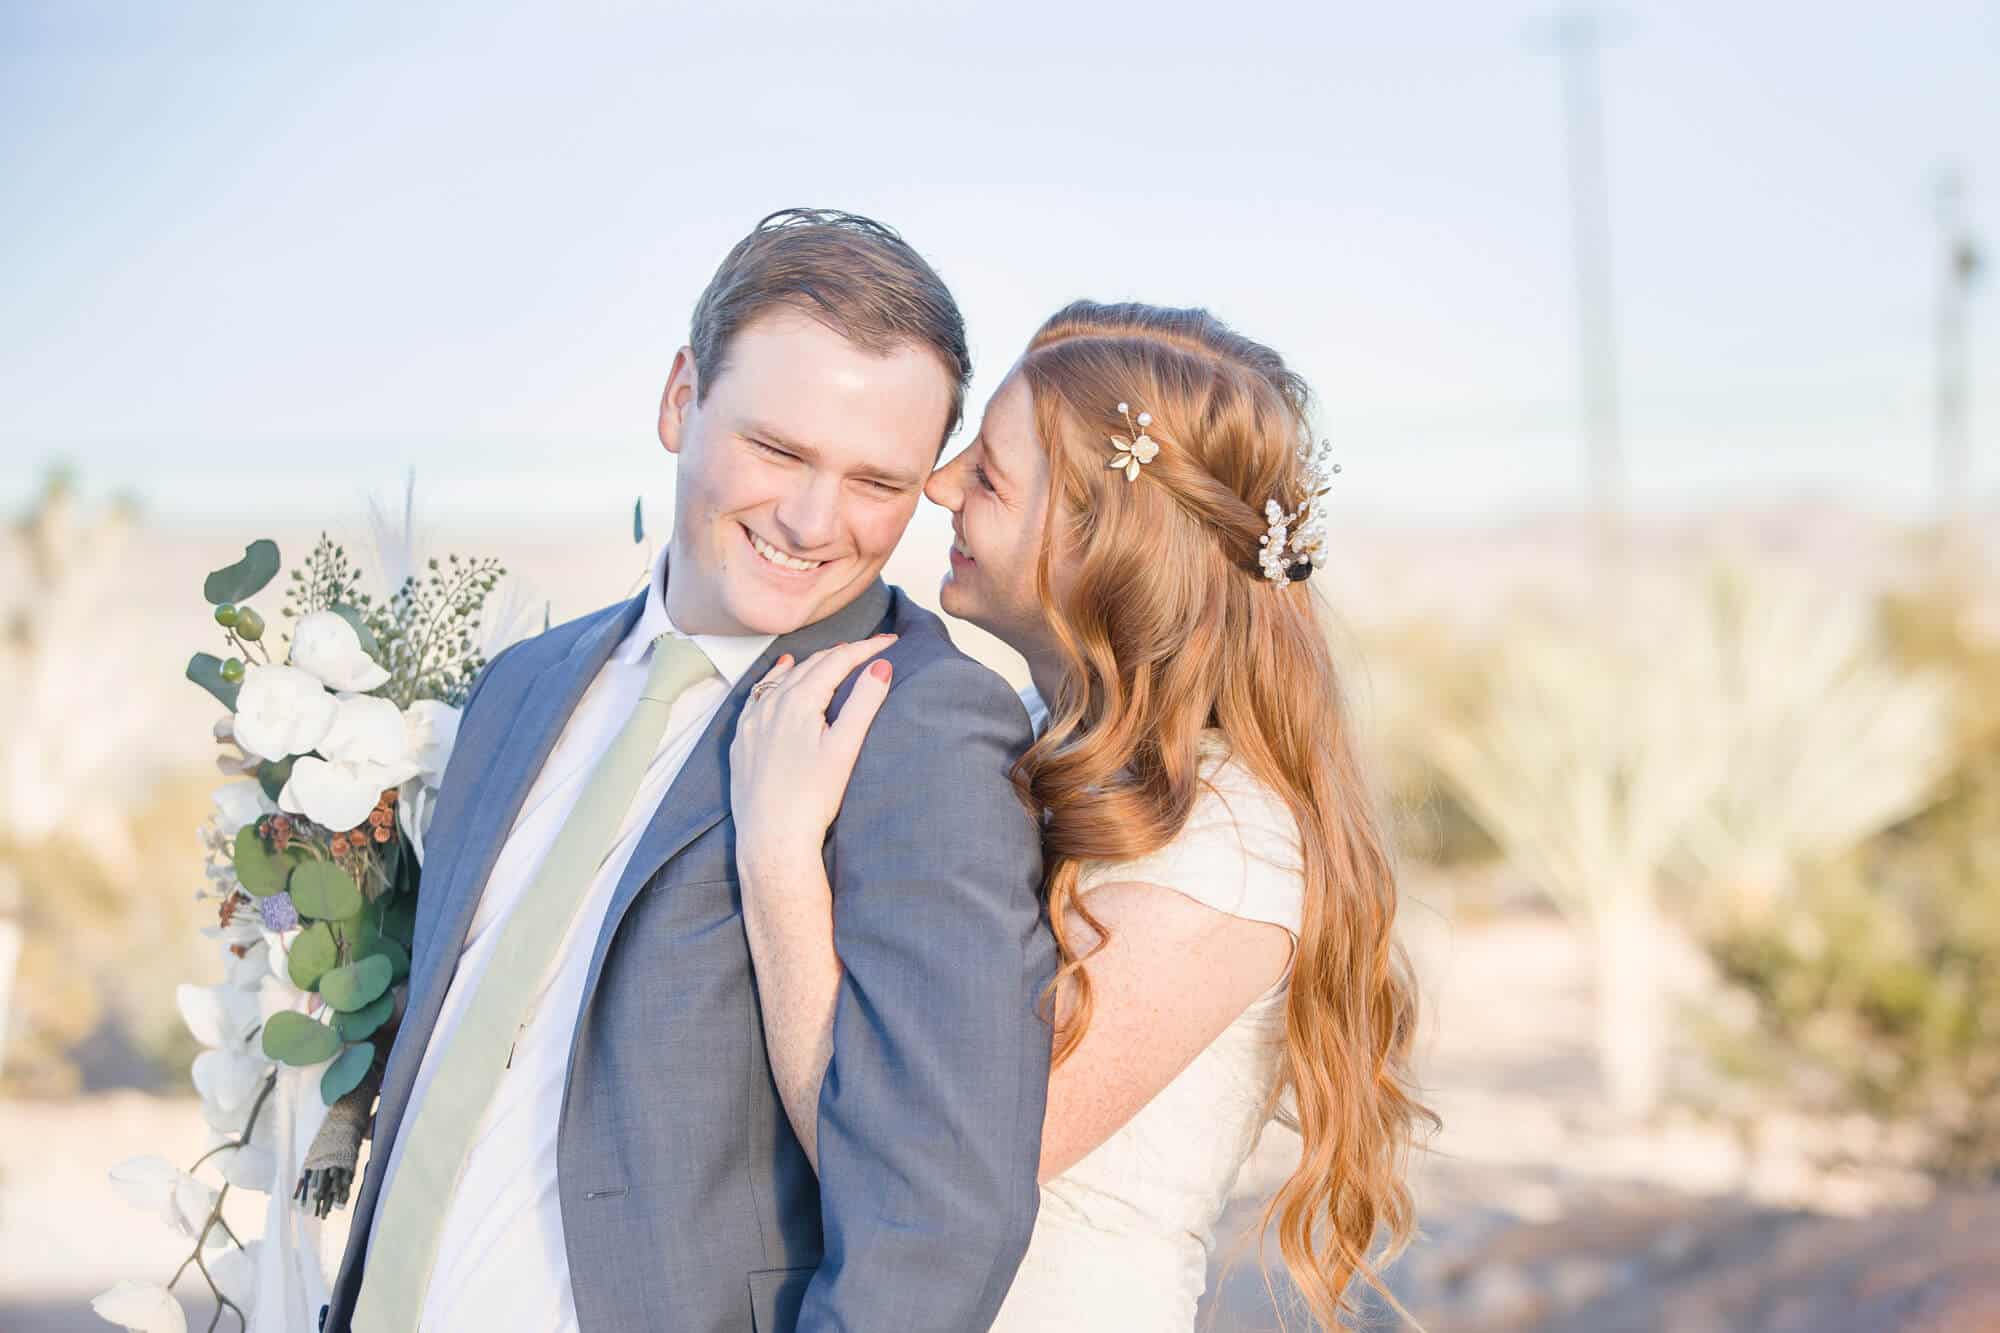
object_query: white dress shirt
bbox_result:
[369,545,773,1333]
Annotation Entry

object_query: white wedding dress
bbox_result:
[990,725,1304,1332]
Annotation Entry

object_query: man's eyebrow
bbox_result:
[742,419,924,489]
[741,419,814,454]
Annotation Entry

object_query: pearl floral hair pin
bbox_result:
[1258,436,1342,587]
[1106,402,1160,482]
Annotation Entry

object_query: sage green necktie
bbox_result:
[352,634,717,1331]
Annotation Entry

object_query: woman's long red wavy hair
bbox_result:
[1013,301,1434,1327]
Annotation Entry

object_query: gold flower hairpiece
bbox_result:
[1106,402,1160,482]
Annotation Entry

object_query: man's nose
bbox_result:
[772,472,842,548]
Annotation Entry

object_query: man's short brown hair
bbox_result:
[689,208,972,445]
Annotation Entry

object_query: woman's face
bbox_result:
[924,371,1060,661]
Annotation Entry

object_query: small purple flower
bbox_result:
[258,890,300,933]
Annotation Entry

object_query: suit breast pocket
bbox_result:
[664,815,735,886]
[747,1266,814,1333]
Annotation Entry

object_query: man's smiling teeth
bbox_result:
[747,528,823,572]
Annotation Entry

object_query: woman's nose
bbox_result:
[924,457,963,511]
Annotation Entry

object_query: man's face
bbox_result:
[659,310,954,636]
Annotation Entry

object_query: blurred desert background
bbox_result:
[4,2,1997,1330]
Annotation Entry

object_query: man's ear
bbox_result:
[658,347,699,456]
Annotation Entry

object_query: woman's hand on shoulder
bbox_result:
[729,634,897,886]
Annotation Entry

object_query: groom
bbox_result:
[323,210,1055,1332]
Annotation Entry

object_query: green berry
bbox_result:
[235,607,266,641]
[221,658,246,684]
[215,604,240,627]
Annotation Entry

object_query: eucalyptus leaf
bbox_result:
[256,756,293,803]
[289,861,363,922]
[633,496,644,543]
[320,1041,376,1105]
[231,826,286,898]
[334,991,395,1042]
[286,922,338,991]
[381,893,418,952]
[370,936,412,984]
[204,539,282,605]
[347,904,382,958]
[186,653,241,711]
[262,1010,340,1066]
[319,955,392,1012]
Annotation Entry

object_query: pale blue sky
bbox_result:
[2,0,1994,523]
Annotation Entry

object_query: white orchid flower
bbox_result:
[208,1240,261,1316]
[194,1047,269,1123]
[393,701,459,865]
[279,757,406,831]
[107,1156,221,1242]
[278,692,421,831]
[215,1129,277,1192]
[177,982,261,1051]
[90,1280,188,1333]
[178,981,272,1133]
[211,779,275,837]
[397,778,438,864]
[289,610,390,692]
[404,698,461,786]
[322,693,416,768]
[210,715,263,775]
[203,1099,279,1191]
[198,913,264,951]
[260,928,296,988]
[213,749,263,777]
[257,971,307,1022]
[223,938,271,990]
[231,665,337,762]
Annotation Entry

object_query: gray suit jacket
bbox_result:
[323,578,1054,1332]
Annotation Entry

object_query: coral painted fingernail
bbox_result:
[869,660,892,681]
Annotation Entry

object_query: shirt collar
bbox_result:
[613,542,776,686]
[1019,684,1050,738]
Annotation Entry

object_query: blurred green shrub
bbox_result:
[1702,574,2000,1172]
[1346,618,1498,873]
[0,776,214,1095]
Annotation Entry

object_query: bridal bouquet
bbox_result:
[96,523,519,1333]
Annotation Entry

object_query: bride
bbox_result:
[729,300,1432,1328]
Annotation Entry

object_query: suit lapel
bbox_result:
[572,579,896,1022]
[365,592,644,1227]
[409,593,645,1013]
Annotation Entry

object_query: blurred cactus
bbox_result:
[1676,567,1956,923]
[1421,564,1950,1118]
[1421,573,1729,1116]
[1702,573,2000,1171]
[0,470,157,1086]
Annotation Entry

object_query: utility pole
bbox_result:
[1933,167,1982,527]
[1543,6,1625,547]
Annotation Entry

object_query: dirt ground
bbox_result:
[6,905,1990,1332]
